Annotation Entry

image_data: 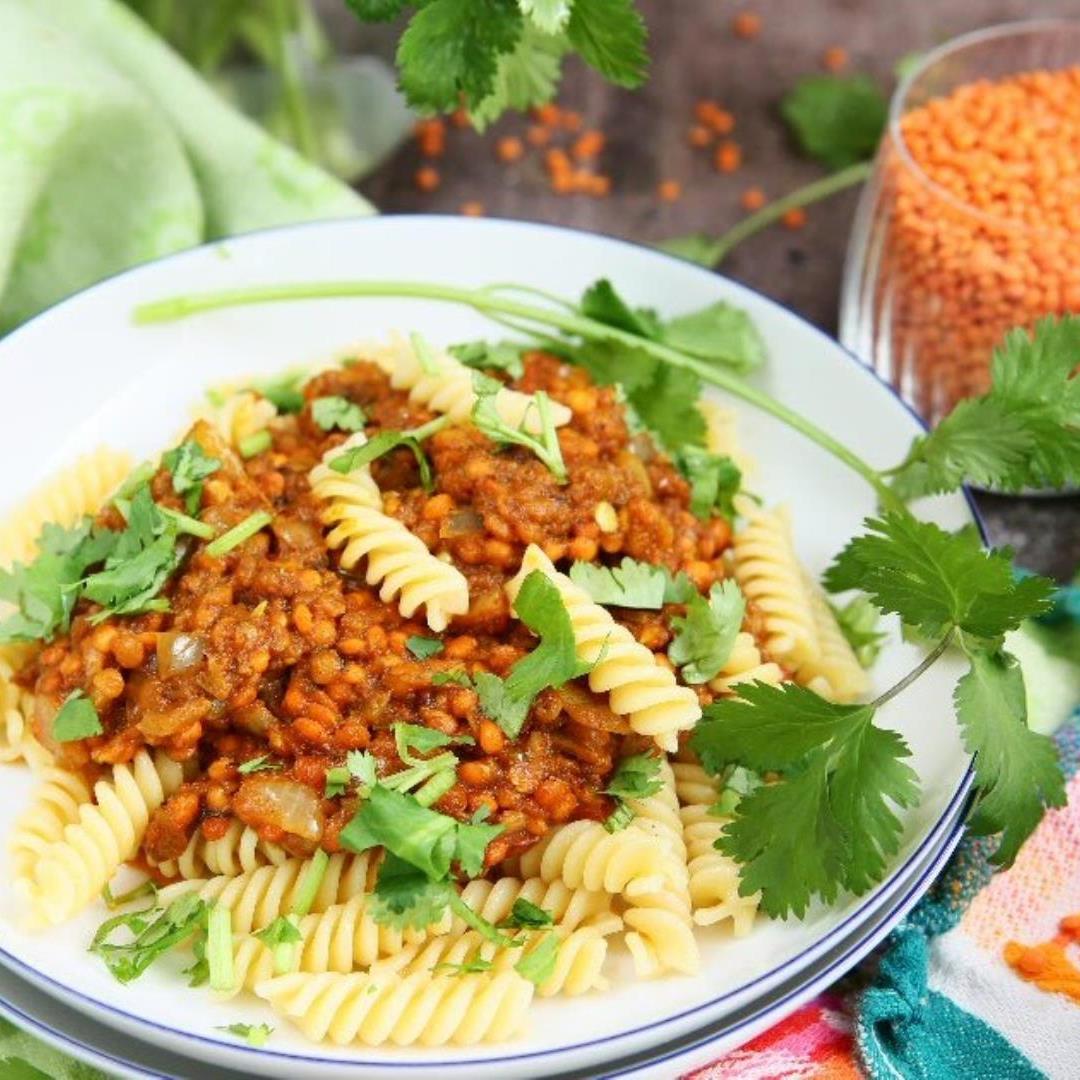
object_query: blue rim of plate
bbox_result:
[0,214,980,1069]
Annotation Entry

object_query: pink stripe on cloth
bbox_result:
[963,771,1080,952]
[684,994,859,1079]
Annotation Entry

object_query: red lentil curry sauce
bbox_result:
[21,353,744,874]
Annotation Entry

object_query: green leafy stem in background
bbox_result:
[135,278,1079,916]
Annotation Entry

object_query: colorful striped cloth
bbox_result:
[690,610,1080,1080]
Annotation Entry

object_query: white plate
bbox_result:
[0,216,977,1078]
[0,791,970,1080]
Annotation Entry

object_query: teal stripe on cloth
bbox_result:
[855,710,1080,1080]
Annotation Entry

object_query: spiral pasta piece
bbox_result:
[618,760,698,976]
[731,504,819,668]
[456,876,621,937]
[364,332,572,433]
[151,819,287,880]
[672,760,761,934]
[256,969,534,1046]
[195,389,277,449]
[309,434,469,632]
[707,631,784,695]
[518,819,683,899]
[156,852,377,933]
[506,546,700,752]
[9,766,91,888]
[792,569,869,703]
[0,447,133,569]
[381,925,610,998]
[0,648,48,768]
[27,750,184,925]
[700,400,755,479]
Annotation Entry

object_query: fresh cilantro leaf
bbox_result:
[887,317,1080,497]
[324,766,351,798]
[345,0,408,18]
[217,1023,273,1047]
[161,440,220,515]
[603,800,635,833]
[453,816,504,877]
[406,634,445,659]
[52,690,103,742]
[631,364,707,451]
[311,395,366,432]
[656,233,723,268]
[102,879,157,910]
[450,340,526,379]
[471,373,567,483]
[514,933,560,985]
[0,519,115,642]
[781,74,888,169]
[394,722,474,764]
[824,513,1055,645]
[954,649,1066,866]
[253,915,302,949]
[580,279,661,340]
[663,302,767,375]
[431,670,474,687]
[674,446,742,520]
[251,369,306,413]
[668,579,745,683]
[604,753,663,800]
[472,671,531,738]
[81,486,182,622]
[369,853,454,929]
[329,427,440,491]
[519,0,572,33]
[396,0,523,111]
[346,749,378,789]
[90,893,209,983]
[237,754,280,774]
[470,25,566,129]
[692,682,919,917]
[664,569,698,604]
[711,765,763,816]
[499,898,554,930]
[433,957,495,975]
[831,595,886,668]
[566,0,648,88]
[569,556,669,609]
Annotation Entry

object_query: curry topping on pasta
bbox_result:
[0,335,868,1048]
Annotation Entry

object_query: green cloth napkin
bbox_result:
[0,0,374,333]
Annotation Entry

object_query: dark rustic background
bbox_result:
[323,0,1080,581]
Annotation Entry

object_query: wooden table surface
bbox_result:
[337,0,1080,581]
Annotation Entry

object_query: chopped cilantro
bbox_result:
[346,749,378,789]
[206,904,234,992]
[498,897,554,930]
[673,446,742,520]
[253,915,303,950]
[311,395,366,433]
[238,429,272,459]
[324,766,351,798]
[161,440,220,515]
[90,893,208,983]
[432,957,495,975]
[394,722,474,765]
[450,340,526,378]
[471,373,567,483]
[603,752,663,832]
[251,369,306,413]
[237,754,280,775]
[668,579,746,684]
[569,556,690,609]
[217,1023,273,1047]
[514,932,560,985]
[329,419,446,492]
[406,635,445,660]
[205,511,273,558]
[52,690,103,742]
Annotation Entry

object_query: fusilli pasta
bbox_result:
[0,648,48,769]
[731,503,819,669]
[9,766,91,888]
[156,852,377,933]
[256,969,534,1046]
[0,446,133,569]
[194,389,276,449]
[309,434,469,632]
[151,819,287,880]
[672,760,760,934]
[506,545,701,752]
[707,631,784,695]
[794,569,870,703]
[27,750,184,925]
[364,332,572,433]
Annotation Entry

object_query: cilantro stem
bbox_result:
[706,162,873,266]
[135,280,903,512]
[205,511,273,557]
[409,415,451,442]
[207,905,234,992]
[870,629,954,710]
[159,506,215,540]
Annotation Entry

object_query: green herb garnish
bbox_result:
[668,579,745,684]
[406,635,445,660]
[161,440,220,515]
[311,396,366,433]
[52,690,103,742]
[205,511,273,558]
[471,374,567,483]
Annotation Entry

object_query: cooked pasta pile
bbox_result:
[0,334,868,1049]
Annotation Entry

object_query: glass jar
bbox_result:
[840,20,1080,426]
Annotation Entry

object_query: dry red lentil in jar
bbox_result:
[18,351,764,877]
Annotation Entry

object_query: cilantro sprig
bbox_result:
[471,373,567,483]
[603,752,663,832]
[668,579,745,684]
[346,0,647,127]
[568,556,695,610]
